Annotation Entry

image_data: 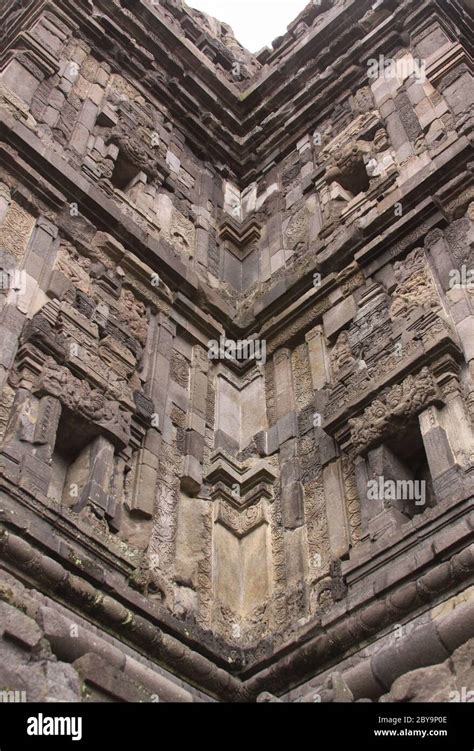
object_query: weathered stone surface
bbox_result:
[0,0,472,705]
[380,637,474,703]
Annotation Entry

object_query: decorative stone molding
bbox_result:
[349,367,443,455]
[216,499,269,539]
[206,454,276,538]
[0,0,473,705]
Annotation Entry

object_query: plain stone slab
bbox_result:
[322,295,356,339]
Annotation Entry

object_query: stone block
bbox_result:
[323,460,350,559]
[166,151,181,173]
[0,602,43,649]
[187,412,206,436]
[214,429,239,455]
[181,455,203,496]
[89,83,104,106]
[277,412,298,444]
[74,654,151,702]
[281,481,304,530]
[323,295,356,339]
[260,425,278,456]
[0,326,18,368]
[456,316,474,361]
[280,456,299,486]
[184,429,205,461]
[415,26,450,58]
[406,82,426,106]
[46,269,74,300]
[19,453,51,495]
[420,424,456,480]
[270,249,285,274]
[78,98,98,129]
[129,457,157,517]
[70,123,90,153]
[43,105,60,127]
[385,111,410,151]
[319,431,339,467]
[2,59,40,103]
[286,185,302,209]
[306,326,330,390]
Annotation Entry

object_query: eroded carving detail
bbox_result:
[349,368,442,454]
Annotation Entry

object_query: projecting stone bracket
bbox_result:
[215,498,270,539]
[206,453,276,501]
[205,452,276,538]
[218,216,262,259]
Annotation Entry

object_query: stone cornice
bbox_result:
[0,495,473,699]
[1,105,472,341]
[1,0,470,184]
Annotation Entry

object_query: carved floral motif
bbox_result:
[116,288,148,346]
[217,498,266,538]
[341,455,362,544]
[33,357,131,444]
[0,201,35,258]
[349,367,441,454]
[390,248,441,321]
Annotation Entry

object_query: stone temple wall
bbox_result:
[0,0,473,702]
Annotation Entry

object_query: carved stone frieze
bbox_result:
[0,0,473,705]
[390,248,441,321]
[0,200,35,258]
[349,367,443,455]
[216,499,268,538]
[32,357,132,446]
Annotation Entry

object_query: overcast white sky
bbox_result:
[187,1,308,53]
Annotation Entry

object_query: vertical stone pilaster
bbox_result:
[0,184,11,225]
[130,312,176,517]
[419,405,458,483]
[280,438,304,530]
[145,312,176,435]
[323,459,351,559]
[74,435,116,520]
[273,348,298,448]
[182,346,209,495]
[273,348,295,420]
[305,325,331,392]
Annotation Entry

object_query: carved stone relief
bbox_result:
[349,368,442,455]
